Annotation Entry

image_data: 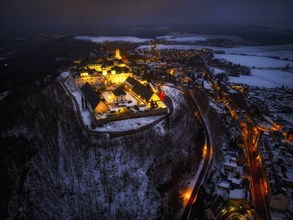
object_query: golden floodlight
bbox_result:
[181,188,192,206]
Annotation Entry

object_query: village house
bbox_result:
[228,188,248,207]
[112,87,126,102]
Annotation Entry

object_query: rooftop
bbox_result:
[80,82,101,109]
[112,87,126,97]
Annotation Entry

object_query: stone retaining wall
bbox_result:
[95,108,168,126]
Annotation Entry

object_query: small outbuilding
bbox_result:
[112,87,126,102]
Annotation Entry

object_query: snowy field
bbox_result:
[210,45,293,88]
[156,34,241,43]
[209,66,225,75]
[220,45,293,61]
[214,53,293,68]
[75,35,151,43]
[229,69,293,88]
[156,34,207,43]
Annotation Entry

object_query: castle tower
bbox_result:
[150,41,160,61]
[115,49,122,60]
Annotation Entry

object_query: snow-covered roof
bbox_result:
[112,87,126,96]
[219,181,231,189]
[229,189,246,199]
[231,178,242,185]
[61,71,69,78]
[224,162,238,168]
[80,82,102,109]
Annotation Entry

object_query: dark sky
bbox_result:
[0,0,292,33]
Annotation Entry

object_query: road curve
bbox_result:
[180,90,213,220]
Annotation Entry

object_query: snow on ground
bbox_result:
[102,91,138,106]
[156,34,241,43]
[223,44,293,61]
[61,71,69,78]
[124,92,138,106]
[153,120,166,137]
[274,113,293,125]
[203,80,212,90]
[209,101,226,114]
[161,85,183,111]
[102,91,115,103]
[184,159,204,193]
[215,53,293,68]
[209,66,225,75]
[229,69,293,88]
[69,89,93,127]
[95,115,164,131]
[137,44,203,51]
[156,34,207,43]
[0,90,9,101]
[75,35,151,43]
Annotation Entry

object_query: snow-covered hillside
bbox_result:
[1,82,201,219]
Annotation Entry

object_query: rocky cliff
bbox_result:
[1,81,201,219]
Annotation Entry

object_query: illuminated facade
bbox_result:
[75,48,132,87]
[75,72,132,87]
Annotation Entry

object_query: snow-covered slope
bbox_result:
[1,82,201,219]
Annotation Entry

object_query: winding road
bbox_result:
[180,90,213,220]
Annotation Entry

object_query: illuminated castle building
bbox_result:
[75,49,132,87]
